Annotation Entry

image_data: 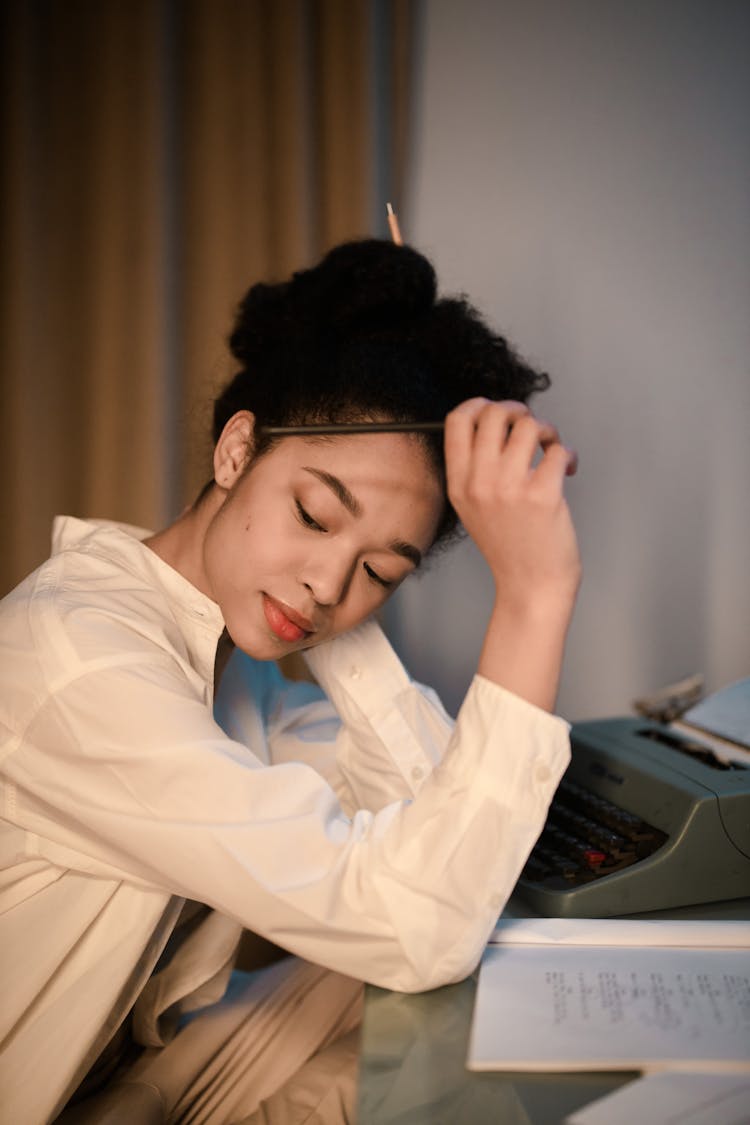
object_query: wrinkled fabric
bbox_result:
[55,961,362,1125]
[0,517,570,1123]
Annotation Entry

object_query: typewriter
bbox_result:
[516,699,750,918]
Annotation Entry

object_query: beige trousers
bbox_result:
[58,958,363,1125]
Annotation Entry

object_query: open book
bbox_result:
[467,918,750,1073]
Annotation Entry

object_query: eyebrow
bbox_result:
[302,467,423,568]
[389,539,422,568]
[303,467,362,517]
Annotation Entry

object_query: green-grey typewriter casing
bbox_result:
[515,717,750,917]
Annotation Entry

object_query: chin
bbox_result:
[234,638,281,662]
[222,622,270,661]
[225,624,300,662]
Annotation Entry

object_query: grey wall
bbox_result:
[385,0,750,720]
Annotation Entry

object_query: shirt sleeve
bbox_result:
[300,620,458,812]
[215,621,457,815]
[8,624,570,994]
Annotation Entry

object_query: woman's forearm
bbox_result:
[477,594,576,713]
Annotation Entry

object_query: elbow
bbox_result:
[367,943,482,995]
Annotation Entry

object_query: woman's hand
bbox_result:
[445,398,581,612]
[444,398,581,711]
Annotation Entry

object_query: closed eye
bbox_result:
[295,500,327,533]
[364,562,393,589]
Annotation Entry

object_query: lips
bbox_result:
[262,594,314,643]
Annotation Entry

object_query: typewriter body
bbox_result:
[516,715,750,918]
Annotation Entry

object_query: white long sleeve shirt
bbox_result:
[0,517,570,1123]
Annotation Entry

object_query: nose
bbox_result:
[299,546,355,608]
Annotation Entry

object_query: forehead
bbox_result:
[261,432,444,540]
[270,431,436,482]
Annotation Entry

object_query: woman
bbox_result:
[0,240,580,1123]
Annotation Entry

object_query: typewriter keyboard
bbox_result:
[521,778,669,888]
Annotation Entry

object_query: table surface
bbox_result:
[355,897,750,1124]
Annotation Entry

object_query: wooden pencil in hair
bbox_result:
[258,421,445,437]
[386,202,403,246]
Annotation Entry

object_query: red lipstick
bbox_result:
[262,595,313,643]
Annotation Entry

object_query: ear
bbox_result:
[213,411,255,491]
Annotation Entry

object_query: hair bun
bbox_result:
[228,281,295,367]
[229,240,437,365]
[294,239,437,336]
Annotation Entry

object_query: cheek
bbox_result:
[334,579,391,632]
[224,515,307,591]
[204,514,252,601]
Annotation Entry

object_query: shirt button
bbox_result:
[535,764,551,783]
[411,765,424,782]
[349,666,362,680]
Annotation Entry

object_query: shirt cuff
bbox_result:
[472,672,571,734]
[449,673,571,800]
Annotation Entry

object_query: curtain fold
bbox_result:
[1,0,416,595]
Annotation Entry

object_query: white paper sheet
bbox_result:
[489,916,750,949]
[681,676,750,749]
[468,937,750,1072]
[565,1072,750,1125]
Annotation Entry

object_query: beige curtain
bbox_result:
[1,0,416,596]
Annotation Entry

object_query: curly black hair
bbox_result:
[213,239,549,547]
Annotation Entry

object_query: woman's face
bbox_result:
[203,428,444,659]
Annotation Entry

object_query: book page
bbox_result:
[468,944,750,1072]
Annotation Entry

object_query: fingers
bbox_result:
[444,399,529,494]
[534,440,579,487]
[506,415,579,480]
[564,447,579,477]
[444,398,577,492]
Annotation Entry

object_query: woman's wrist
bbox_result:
[476,593,576,712]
